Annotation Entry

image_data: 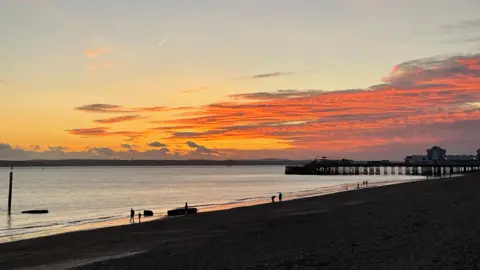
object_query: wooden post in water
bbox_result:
[8,167,13,215]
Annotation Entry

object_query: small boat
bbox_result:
[21,209,49,214]
[167,208,198,217]
[143,210,154,217]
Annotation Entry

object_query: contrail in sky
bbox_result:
[158,35,168,47]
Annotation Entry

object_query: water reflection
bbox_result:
[6,215,11,229]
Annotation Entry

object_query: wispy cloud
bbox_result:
[179,86,210,94]
[66,127,110,136]
[75,104,193,114]
[458,36,480,43]
[84,47,116,58]
[248,72,294,80]
[48,146,68,151]
[93,115,144,124]
[75,104,132,113]
[441,18,480,44]
[186,141,219,156]
[148,141,167,147]
[441,18,480,31]
[133,106,166,112]
[66,127,147,139]
[230,89,326,100]
[120,144,136,149]
[233,72,295,81]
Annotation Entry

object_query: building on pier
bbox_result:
[405,155,431,164]
[405,146,480,165]
[427,146,447,161]
[446,155,477,161]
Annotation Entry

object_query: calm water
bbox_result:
[0,166,422,241]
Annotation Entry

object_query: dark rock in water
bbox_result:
[144,210,154,217]
[21,210,49,214]
[167,208,198,217]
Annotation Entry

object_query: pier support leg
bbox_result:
[8,170,13,215]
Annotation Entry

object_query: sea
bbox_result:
[0,166,424,243]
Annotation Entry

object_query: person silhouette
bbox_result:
[130,208,135,223]
[138,212,141,223]
[279,192,283,202]
[185,202,188,215]
[271,196,276,203]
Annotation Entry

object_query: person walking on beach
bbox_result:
[279,192,283,202]
[138,212,141,223]
[130,208,135,224]
[271,195,276,203]
[185,202,188,215]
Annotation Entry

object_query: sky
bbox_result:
[1,0,480,160]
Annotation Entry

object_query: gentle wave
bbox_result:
[0,222,61,232]
[66,215,121,225]
[0,215,124,239]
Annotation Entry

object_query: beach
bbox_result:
[1,172,479,269]
[0,166,419,242]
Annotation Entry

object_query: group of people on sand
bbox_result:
[129,208,141,224]
[271,192,283,203]
[131,194,282,224]
[356,180,369,189]
[130,201,190,224]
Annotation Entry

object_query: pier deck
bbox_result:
[285,160,480,176]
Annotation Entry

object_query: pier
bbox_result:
[285,159,480,176]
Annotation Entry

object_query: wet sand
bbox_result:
[1,173,480,269]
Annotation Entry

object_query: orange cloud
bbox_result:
[66,127,148,140]
[64,53,480,159]
[93,115,145,124]
[153,53,480,157]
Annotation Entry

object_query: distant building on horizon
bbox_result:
[405,146,478,164]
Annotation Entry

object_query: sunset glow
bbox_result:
[1,0,480,160]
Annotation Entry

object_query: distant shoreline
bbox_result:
[0,159,309,167]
